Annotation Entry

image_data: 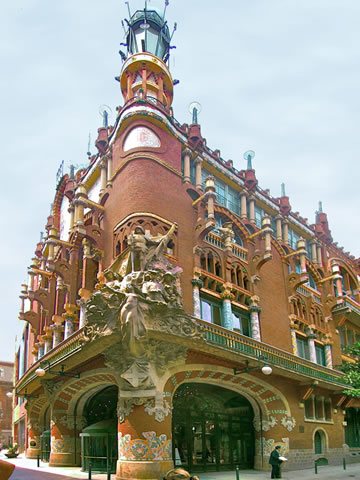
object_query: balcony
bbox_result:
[197,319,348,389]
[333,295,360,326]
[205,232,247,261]
[296,284,322,305]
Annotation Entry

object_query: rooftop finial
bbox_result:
[69,165,75,179]
[163,0,169,19]
[243,150,255,169]
[189,101,201,124]
[87,133,91,157]
[99,105,112,128]
[125,1,131,17]
[281,182,286,197]
[318,201,323,213]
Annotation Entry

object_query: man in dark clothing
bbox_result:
[269,445,282,479]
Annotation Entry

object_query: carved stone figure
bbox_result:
[128,224,176,272]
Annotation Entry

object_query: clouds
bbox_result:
[1,0,359,361]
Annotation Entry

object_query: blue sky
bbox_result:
[1,0,359,361]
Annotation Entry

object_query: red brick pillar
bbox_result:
[117,398,173,480]
[25,401,41,459]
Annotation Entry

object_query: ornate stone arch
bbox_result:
[161,364,295,434]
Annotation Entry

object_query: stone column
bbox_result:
[297,238,307,273]
[240,192,248,220]
[282,218,289,245]
[310,241,318,264]
[249,297,261,341]
[117,399,173,480]
[195,156,203,190]
[262,215,272,253]
[317,244,323,267]
[306,328,317,363]
[74,184,87,226]
[249,196,255,224]
[205,176,216,220]
[332,265,343,297]
[68,204,75,231]
[221,291,235,330]
[43,328,53,355]
[107,152,113,188]
[191,278,203,318]
[47,227,58,262]
[99,159,107,195]
[182,148,191,184]
[275,215,282,241]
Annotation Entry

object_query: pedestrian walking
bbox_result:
[269,445,283,479]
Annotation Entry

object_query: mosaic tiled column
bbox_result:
[249,298,262,341]
[36,340,45,359]
[63,304,79,339]
[221,291,235,330]
[117,400,172,480]
[191,278,203,318]
[78,288,92,328]
[49,407,76,467]
[50,315,64,348]
[324,342,333,369]
[290,328,299,356]
[26,401,41,459]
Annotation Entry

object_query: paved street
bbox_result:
[2,453,360,480]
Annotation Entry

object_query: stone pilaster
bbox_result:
[194,156,203,190]
[240,191,248,220]
[306,327,317,363]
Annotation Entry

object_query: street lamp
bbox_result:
[35,360,80,379]
[234,356,272,376]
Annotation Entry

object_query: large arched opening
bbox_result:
[79,385,118,473]
[172,383,255,472]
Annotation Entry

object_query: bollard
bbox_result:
[107,462,111,480]
[343,457,346,470]
[315,461,318,474]
[235,464,240,480]
[37,454,40,468]
[88,460,92,480]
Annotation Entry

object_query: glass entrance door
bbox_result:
[172,384,254,472]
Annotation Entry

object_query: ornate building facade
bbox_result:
[12,4,360,478]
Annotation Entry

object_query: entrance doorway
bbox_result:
[172,383,254,472]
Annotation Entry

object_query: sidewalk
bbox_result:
[3,453,360,480]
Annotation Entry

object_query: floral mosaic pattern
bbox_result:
[118,431,172,461]
[255,437,289,457]
[51,436,73,453]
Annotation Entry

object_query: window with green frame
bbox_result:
[232,308,251,337]
[200,295,222,326]
[315,344,326,366]
[288,228,300,250]
[296,335,310,360]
